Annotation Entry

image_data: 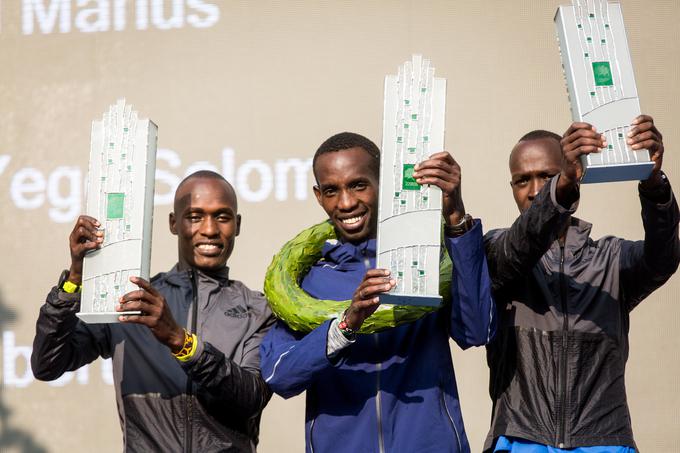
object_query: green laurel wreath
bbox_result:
[264,220,452,334]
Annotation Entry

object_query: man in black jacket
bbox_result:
[484,116,680,452]
[32,170,274,452]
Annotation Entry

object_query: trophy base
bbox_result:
[379,293,442,307]
[581,161,654,184]
[77,311,142,324]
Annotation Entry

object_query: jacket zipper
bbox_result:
[558,245,568,448]
[184,269,199,453]
[374,334,385,453]
[440,388,462,451]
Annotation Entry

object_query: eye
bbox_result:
[322,188,337,196]
[512,178,529,188]
[187,213,202,222]
[217,214,232,222]
[353,181,368,191]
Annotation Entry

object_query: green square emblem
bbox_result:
[107,193,125,219]
[402,164,420,191]
[592,61,613,86]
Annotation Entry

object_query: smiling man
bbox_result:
[260,132,496,453]
[483,117,680,452]
[31,170,274,452]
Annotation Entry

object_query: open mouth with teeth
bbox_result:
[338,213,367,232]
[195,243,224,256]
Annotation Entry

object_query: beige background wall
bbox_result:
[1,1,678,452]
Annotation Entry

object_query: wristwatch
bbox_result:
[58,269,81,294]
[639,171,670,202]
[444,214,474,237]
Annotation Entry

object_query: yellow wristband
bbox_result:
[173,331,198,362]
[62,280,81,293]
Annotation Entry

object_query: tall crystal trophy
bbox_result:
[555,0,653,183]
[77,99,158,323]
[376,55,446,307]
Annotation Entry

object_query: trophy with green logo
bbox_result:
[376,55,446,307]
[555,0,653,183]
[78,99,158,323]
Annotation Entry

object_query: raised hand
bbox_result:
[628,115,664,185]
[117,276,186,353]
[412,151,465,225]
[67,215,104,284]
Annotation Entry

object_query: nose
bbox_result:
[199,216,219,237]
[337,189,358,211]
[527,178,543,201]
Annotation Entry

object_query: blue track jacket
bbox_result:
[261,221,496,453]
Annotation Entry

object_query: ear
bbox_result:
[313,185,322,206]
[235,214,241,237]
[169,212,178,235]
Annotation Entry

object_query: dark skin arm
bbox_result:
[117,277,186,353]
[344,151,462,330]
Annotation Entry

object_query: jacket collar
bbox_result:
[164,264,231,287]
[321,238,376,265]
[548,217,592,259]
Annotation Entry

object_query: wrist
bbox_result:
[168,328,187,354]
[338,311,358,340]
[67,266,83,285]
[444,213,473,237]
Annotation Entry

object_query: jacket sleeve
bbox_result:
[31,285,111,381]
[181,303,276,419]
[260,319,339,399]
[445,219,496,349]
[484,175,575,294]
[620,182,680,311]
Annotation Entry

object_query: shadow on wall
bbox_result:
[0,291,48,453]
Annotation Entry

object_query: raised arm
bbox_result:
[619,115,680,309]
[31,215,111,381]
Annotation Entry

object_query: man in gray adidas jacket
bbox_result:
[32,170,274,452]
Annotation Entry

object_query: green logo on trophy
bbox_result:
[402,164,420,190]
[592,61,613,86]
[107,193,125,219]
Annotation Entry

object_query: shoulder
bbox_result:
[228,280,271,315]
[483,227,509,245]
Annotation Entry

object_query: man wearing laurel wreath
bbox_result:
[261,132,496,453]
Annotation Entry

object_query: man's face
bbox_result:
[313,147,379,243]
[509,138,562,213]
[169,178,241,271]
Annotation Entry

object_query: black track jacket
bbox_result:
[483,175,680,450]
[32,265,274,452]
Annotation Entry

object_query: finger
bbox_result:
[116,299,156,315]
[118,313,154,325]
[364,268,391,279]
[356,281,396,300]
[564,135,606,152]
[120,289,148,303]
[627,130,657,147]
[73,225,103,244]
[563,122,595,138]
[414,152,454,171]
[129,276,160,297]
[350,297,381,311]
[632,139,661,151]
[414,167,457,182]
[631,114,653,126]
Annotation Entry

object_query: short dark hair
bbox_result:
[313,132,380,180]
[174,170,236,212]
[518,129,562,143]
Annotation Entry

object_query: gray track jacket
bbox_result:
[32,265,274,452]
[483,175,680,450]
